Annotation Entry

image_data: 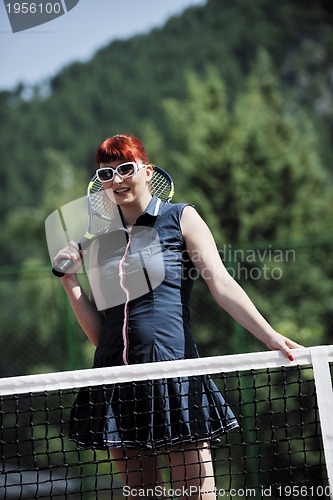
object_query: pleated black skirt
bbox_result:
[69,375,239,449]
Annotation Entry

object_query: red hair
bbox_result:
[94,134,150,165]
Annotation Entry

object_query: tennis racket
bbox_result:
[52,166,174,277]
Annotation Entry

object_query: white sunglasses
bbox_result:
[96,162,148,183]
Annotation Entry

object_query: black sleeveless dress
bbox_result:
[69,196,239,449]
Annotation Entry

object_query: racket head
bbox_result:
[149,165,174,203]
[88,165,174,221]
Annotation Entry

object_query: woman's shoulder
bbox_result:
[160,201,194,217]
[158,202,196,233]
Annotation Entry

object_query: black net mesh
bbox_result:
[0,359,332,499]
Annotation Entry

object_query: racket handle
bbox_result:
[52,240,90,277]
[52,258,76,278]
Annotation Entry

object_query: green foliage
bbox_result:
[146,53,332,248]
[4,149,86,265]
[1,0,332,234]
[0,151,91,376]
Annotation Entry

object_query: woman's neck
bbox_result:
[120,193,152,228]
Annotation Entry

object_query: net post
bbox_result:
[310,345,333,499]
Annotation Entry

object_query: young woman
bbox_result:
[54,134,302,499]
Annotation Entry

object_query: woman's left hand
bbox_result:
[265,332,304,361]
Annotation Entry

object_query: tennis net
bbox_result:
[1,346,332,499]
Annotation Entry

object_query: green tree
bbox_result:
[1,151,91,376]
[143,53,333,355]
[4,149,86,265]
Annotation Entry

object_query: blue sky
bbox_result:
[0,0,206,90]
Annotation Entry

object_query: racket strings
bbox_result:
[90,190,117,220]
[149,171,172,203]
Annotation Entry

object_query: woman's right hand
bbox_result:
[53,240,83,277]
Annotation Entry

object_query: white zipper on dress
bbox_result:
[119,235,132,365]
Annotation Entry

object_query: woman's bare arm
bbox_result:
[181,206,302,360]
[54,241,102,346]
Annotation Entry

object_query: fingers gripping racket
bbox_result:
[52,166,174,277]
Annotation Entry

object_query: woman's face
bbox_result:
[98,159,154,207]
